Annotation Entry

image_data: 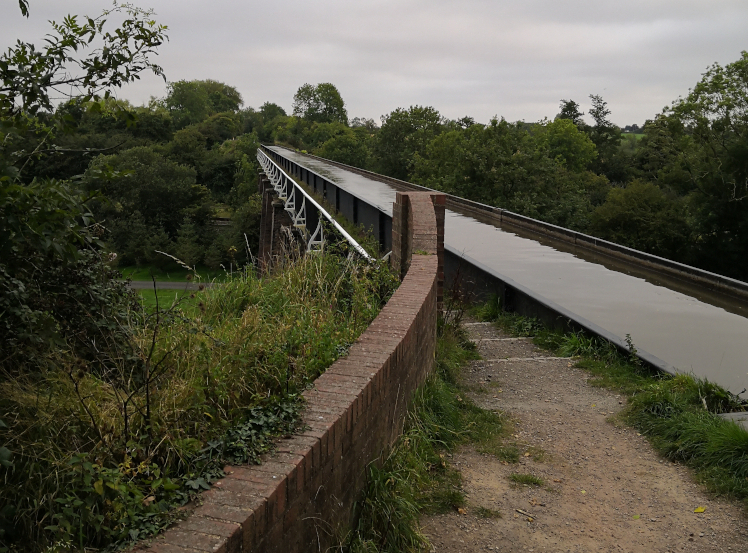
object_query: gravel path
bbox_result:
[125,280,206,290]
[421,319,748,552]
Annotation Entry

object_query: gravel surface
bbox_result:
[126,281,203,290]
[421,319,748,552]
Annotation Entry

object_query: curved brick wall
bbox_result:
[143,192,444,553]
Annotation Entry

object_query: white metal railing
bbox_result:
[256,149,372,260]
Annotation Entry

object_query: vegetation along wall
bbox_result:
[142,191,446,552]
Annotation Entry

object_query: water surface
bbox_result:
[270,147,748,394]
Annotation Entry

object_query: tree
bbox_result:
[316,130,370,168]
[663,51,748,278]
[0,2,167,359]
[540,118,597,172]
[590,180,691,259]
[1,4,166,119]
[86,147,211,241]
[412,117,609,230]
[260,101,287,120]
[292,83,347,124]
[164,80,243,129]
[175,217,204,266]
[587,95,628,182]
[350,117,378,131]
[557,99,586,128]
[373,105,443,180]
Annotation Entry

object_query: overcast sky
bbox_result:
[3,0,747,126]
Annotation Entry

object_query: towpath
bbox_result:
[125,280,214,291]
[421,318,748,552]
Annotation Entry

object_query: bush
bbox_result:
[1,251,398,551]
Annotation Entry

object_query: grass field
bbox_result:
[120,264,230,283]
[137,288,199,313]
[5,252,398,551]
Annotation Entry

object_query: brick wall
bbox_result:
[143,191,445,553]
[391,191,445,310]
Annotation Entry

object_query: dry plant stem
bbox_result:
[15,127,53,181]
[66,369,104,447]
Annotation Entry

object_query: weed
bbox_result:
[483,444,520,463]
[2,251,398,551]
[346,321,505,552]
[509,473,544,487]
[526,446,549,463]
[476,506,502,519]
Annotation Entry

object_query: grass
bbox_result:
[137,289,198,313]
[474,295,748,506]
[509,473,544,487]
[476,506,502,519]
[119,264,228,282]
[2,251,398,552]
[345,317,509,552]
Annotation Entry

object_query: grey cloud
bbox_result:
[2,0,747,126]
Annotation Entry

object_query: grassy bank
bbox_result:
[1,252,398,551]
[345,317,509,552]
[475,297,748,506]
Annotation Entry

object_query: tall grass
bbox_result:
[475,296,748,506]
[0,251,398,551]
[345,319,507,552]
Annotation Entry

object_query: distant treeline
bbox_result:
[258,55,748,282]
[20,51,748,281]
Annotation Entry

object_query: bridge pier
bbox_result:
[257,172,293,269]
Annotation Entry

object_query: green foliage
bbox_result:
[509,473,544,486]
[0,172,138,362]
[0,5,167,117]
[476,506,502,519]
[292,82,348,124]
[175,217,204,266]
[590,179,692,258]
[539,118,597,172]
[3,251,398,551]
[0,2,168,369]
[346,322,505,552]
[316,129,371,167]
[164,80,243,129]
[84,146,214,266]
[557,99,586,128]
[411,117,609,231]
[587,95,627,182]
[373,106,444,180]
[661,51,748,278]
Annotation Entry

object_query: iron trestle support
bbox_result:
[256,149,371,260]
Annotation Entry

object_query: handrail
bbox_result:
[256,149,372,260]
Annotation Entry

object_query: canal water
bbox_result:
[268,146,748,395]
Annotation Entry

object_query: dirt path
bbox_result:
[421,320,748,552]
